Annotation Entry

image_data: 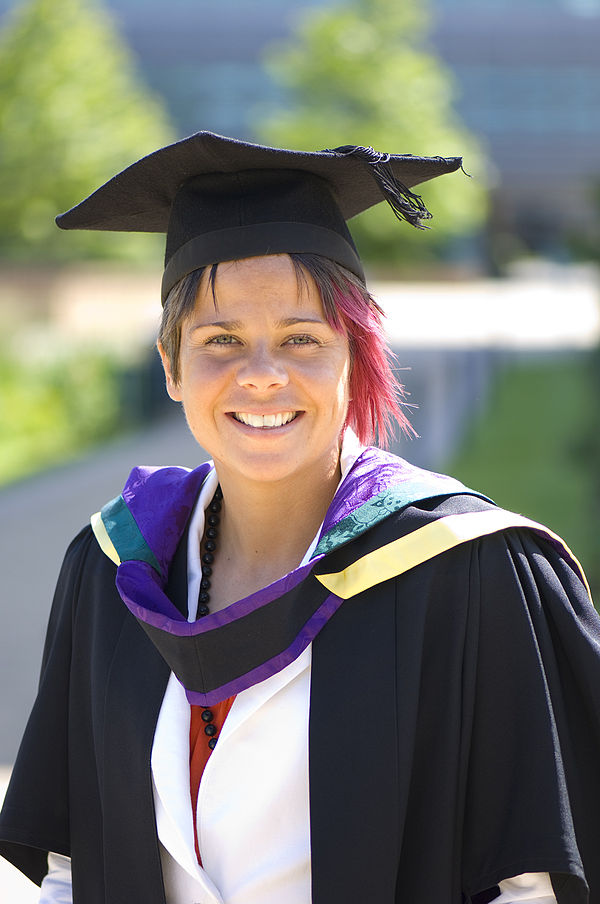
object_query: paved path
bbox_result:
[0,412,206,765]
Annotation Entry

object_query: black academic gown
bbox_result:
[1,493,600,904]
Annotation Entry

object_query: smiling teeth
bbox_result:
[234,412,297,428]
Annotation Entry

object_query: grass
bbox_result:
[448,352,599,598]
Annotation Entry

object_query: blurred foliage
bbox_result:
[257,0,488,268]
[0,344,121,484]
[0,0,174,263]
[449,353,600,602]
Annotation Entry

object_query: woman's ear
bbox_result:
[157,341,182,402]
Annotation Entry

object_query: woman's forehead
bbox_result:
[194,255,324,314]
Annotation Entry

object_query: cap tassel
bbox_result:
[324,145,433,229]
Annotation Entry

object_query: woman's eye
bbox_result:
[286,335,318,346]
[206,334,238,345]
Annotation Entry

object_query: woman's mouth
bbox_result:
[231,411,299,428]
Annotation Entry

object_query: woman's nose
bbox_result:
[235,346,289,391]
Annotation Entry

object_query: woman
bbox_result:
[1,132,600,904]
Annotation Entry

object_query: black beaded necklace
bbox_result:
[198,484,223,618]
[197,484,223,750]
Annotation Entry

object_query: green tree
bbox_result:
[258,0,487,269]
[0,0,174,262]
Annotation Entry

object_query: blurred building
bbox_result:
[0,0,598,259]
[433,0,600,263]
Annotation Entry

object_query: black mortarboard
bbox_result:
[56,131,462,303]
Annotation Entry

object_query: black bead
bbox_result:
[204,723,217,737]
[208,737,218,750]
[202,552,214,565]
[204,539,216,552]
[203,565,212,577]
[201,709,214,722]
[214,486,223,499]
[209,501,222,513]
[207,514,220,527]
[197,604,210,617]
[206,527,217,539]
[199,591,210,604]
[200,577,211,590]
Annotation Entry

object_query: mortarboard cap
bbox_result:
[56,131,463,303]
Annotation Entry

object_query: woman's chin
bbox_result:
[211,446,341,493]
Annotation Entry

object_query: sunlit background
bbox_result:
[1,0,599,894]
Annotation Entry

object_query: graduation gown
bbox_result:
[1,447,600,904]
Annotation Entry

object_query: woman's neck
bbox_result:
[206,463,340,611]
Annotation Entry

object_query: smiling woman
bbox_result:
[1,132,600,904]
[158,251,410,447]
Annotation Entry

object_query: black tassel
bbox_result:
[323,145,433,229]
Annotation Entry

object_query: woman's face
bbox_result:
[159,255,351,489]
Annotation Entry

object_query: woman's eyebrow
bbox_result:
[277,317,325,327]
[190,319,242,332]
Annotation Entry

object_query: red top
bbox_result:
[189,697,236,864]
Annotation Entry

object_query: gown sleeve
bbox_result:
[0,527,94,886]
[460,527,600,904]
